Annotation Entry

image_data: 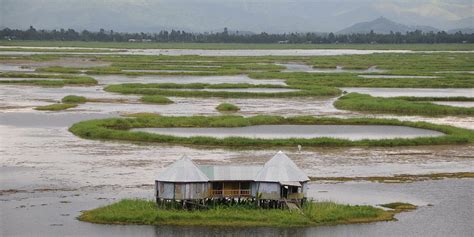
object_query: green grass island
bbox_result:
[78,199,416,227]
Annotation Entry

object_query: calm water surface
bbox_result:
[133,125,444,140]
[1,180,472,237]
[278,63,384,73]
[93,74,287,85]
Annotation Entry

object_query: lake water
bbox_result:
[93,74,287,85]
[0,46,412,56]
[0,77,65,81]
[278,63,384,73]
[431,101,474,108]
[1,179,472,237]
[1,110,472,236]
[1,46,473,56]
[169,88,300,93]
[132,125,444,140]
[0,64,35,72]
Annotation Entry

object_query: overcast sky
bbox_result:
[1,0,472,32]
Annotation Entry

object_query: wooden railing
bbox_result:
[210,189,251,197]
[288,193,304,199]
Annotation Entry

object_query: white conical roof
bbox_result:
[255,151,309,182]
[156,155,209,182]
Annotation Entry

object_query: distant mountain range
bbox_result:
[338,17,443,34]
[2,1,472,34]
[448,28,474,34]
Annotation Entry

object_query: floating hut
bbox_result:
[155,151,309,208]
[155,155,209,200]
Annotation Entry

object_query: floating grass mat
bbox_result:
[393,96,474,102]
[61,95,87,103]
[35,103,77,111]
[310,172,474,183]
[59,95,130,104]
[380,202,417,211]
[216,103,240,112]
[141,95,174,104]
[250,71,474,88]
[334,93,474,117]
[104,83,340,98]
[69,115,474,148]
[0,72,97,87]
[78,199,411,227]
[307,53,474,72]
[0,47,122,53]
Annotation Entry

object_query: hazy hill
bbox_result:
[338,17,439,34]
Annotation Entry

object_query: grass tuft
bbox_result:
[216,103,240,112]
[140,95,174,104]
[334,93,474,117]
[62,95,87,104]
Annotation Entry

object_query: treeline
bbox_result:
[1,26,473,44]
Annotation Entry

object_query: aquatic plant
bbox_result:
[0,72,97,86]
[380,202,417,211]
[69,115,474,148]
[62,95,87,104]
[104,83,340,98]
[140,95,174,104]
[310,172,474,183]
[334,93,474,116]
[35,103,78,111]
[216,103,240,112]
